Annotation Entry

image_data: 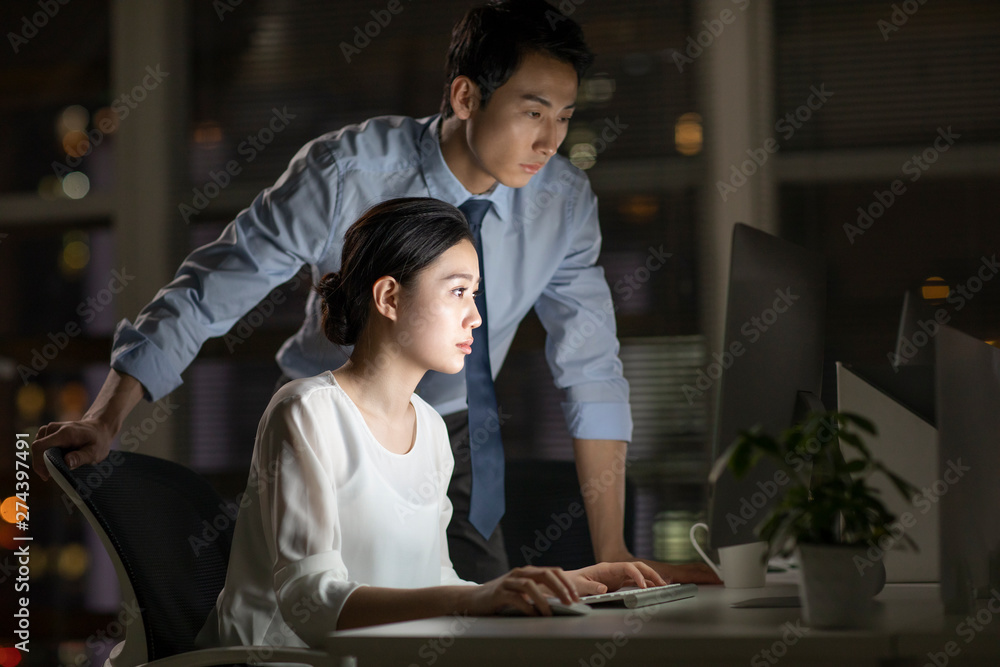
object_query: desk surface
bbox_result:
[323,576,1000,667]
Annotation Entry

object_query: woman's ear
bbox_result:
[449,75,480,120]
[372,275,401,321]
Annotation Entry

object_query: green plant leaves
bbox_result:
[721,409,918,554]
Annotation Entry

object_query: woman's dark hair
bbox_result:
[440,0,594,119]
[315,197,474,347]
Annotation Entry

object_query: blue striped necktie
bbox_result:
[458,198,505,539]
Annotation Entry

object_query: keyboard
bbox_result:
[579,583,698,609]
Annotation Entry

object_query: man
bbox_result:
[32,0,717,585]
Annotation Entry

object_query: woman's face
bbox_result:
[396,239,482,375]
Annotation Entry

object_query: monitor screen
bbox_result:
[707,223,827,550]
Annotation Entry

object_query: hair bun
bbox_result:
[315,271,350,346]
[317,271,343,303]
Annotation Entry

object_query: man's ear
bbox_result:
[372,276,401,321]
[449,75,481,120]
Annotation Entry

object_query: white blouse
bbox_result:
[196,371,474,650]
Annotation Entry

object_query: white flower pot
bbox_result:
[796,543,883,628]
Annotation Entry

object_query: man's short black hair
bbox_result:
[440,0,595,119]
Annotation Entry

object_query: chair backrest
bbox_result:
[45,448,234,663]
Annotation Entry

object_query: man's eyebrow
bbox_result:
[521,93,575,110]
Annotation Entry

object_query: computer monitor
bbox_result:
[935,324,1000,614]
[706,223,827,550]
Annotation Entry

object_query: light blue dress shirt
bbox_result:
[111,114,632,441]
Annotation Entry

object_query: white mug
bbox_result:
[689,522,768,588]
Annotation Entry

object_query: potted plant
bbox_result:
[723,411,919,628]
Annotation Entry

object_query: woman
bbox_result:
[197,198,664,649]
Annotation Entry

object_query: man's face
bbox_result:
[464,51,578,188]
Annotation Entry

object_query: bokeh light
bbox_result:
[568,143,597,170]
[60,231,91,273]
[674,112,703,156]
[59,105,89,134]
[62,130,91,158]
[57,543,90,580]
[15,384,45,421]
[921,276,949,303]
[93,106,119,134]
[1,496,25,524]
[0,645,23,667]
[58,382,90,419]
[62,172,91,199]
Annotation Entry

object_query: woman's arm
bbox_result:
[338,566,583,630]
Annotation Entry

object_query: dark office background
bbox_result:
[1,1,998,664]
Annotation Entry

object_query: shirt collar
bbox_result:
[419,114,517,230]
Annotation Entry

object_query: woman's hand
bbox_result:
[563,561,668,596]
[461,566,581,616]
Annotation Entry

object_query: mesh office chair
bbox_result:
[44,447,353,667]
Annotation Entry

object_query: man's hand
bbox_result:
[564,561,667,596]
[31,418,115,481]
[30,369,144,480]
[597,547,722,585]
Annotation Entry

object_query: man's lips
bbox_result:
[520,162,544,175]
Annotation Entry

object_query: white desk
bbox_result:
[322,576,1000,667]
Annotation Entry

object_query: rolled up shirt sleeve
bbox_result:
[259,394,364,646]
[110,139,341,402]
[533,183,633,443]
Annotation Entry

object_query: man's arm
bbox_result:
[573,437,720,584]
[573,438,629,560]
[31,369,144,479]
[29,137,343,480]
